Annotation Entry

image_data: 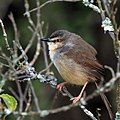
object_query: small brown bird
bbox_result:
[41,30,113,119]
[41,30,103,101]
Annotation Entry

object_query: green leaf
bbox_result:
[0,94,17,111]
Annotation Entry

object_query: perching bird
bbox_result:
[41,30,113,119]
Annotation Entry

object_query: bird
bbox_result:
[41,30,113,119]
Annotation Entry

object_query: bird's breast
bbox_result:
[49,50,90,85]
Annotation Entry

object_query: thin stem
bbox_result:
[0,19,13,55]
[28,81,41,112]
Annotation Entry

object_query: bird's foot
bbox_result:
[70,81,89,103]
[70,96,81,103]
[57,82,67,92]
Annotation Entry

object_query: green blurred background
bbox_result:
[0,0,119,120]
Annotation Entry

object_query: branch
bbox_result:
[24,0,81,15]
[0,19,13,56]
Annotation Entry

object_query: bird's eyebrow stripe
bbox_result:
[51,37,60,40]
[50,37,60,42]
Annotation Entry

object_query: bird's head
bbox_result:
[41,30,71,51]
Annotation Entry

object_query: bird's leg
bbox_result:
[57,82,68,92]
[70,81,89,103]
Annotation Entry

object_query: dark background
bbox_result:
[0,0,119,120]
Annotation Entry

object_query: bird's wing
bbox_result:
[60,44,103,80]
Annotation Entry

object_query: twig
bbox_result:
[16,31,37,62]
[24,88,32,112]
[23,82,30,104]
[9,87,19,101]
[16,81,24,120]
[8,12,19,60]
[28,81,41,112]
[85,73,120,102]
[96,0,115,39]
[101,0,110,17]
[104,65,115,78]
[29,0,41,66]
[40,62,53,73]
[24,0,81,15]
[62,87,97,120]
[37,0,50,73]
[0,61,10,68]
[12,86,97,120]
[13,103,78,117]
[116,81,120,114]
[24,0,35,28]
[0,19,13,55]
[29,29,41,66]
[0,48,15,70]
[16,0,37,63]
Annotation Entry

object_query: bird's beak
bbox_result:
[41,38,51,42]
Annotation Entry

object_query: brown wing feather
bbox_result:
[60,39,103,80]
[82,59,104,80]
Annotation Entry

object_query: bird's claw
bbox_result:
[70,96,80,103]
[57,82,67,92]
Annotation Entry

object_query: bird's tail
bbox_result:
[95,82,114,120]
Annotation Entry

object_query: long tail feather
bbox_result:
[95,82,114,120]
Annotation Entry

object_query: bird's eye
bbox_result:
[52,39,61,43]
[56,39,61,42]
